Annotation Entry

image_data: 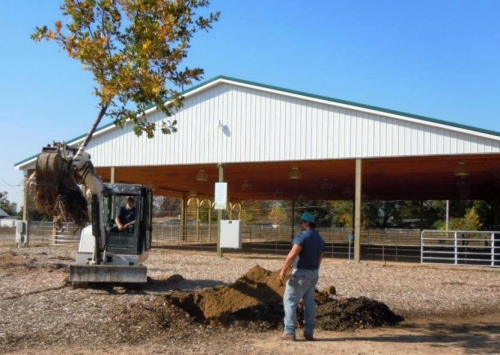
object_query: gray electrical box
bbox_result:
[220,220,242,249]
[15,220,27,247]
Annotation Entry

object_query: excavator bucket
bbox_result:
[35,151,68,200]
[33,147,89,227]
[69,265,148,283]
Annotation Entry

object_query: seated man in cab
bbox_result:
[114,196,136,234]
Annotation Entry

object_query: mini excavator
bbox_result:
[34,142,153,284]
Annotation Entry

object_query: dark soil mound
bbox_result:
[315,296,405,331]
[132,265,404,333]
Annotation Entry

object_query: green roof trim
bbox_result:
[14,75,500,168]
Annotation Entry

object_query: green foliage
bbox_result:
[269,205,288,225]
[199,203,211,223]
[240,201,274,225]
[432,200,493,230]
[471,200,493,230]
[17,206,51,221]
[280,199,333,228]
[446,207,483,231]
[331,201,353,228]
[273,198,492,231]
[0,192,17,215]
[32,0,220,137]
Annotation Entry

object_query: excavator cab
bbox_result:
[104,184,153,259]
[70,183,153,284]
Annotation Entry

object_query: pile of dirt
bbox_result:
[315,296,405,331]
[118,265,404,335]
[163,265,286,328]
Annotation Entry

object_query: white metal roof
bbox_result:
[15,75,500,171]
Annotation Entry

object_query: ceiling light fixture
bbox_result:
[343,187,353,198]
[454,162,469,178]
[196,169,208,181]
[273,188,283,197]
[289,167,302,180]
[321,179,333,190]
[241,180,252,191]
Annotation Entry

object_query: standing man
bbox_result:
[279,212,325,341]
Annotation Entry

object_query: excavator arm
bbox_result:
[33,142,107,264]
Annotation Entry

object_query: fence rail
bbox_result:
[421,230,499,267]
[151,224,423,262]
[2,222,498,267]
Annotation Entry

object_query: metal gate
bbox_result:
[421,230,499,267]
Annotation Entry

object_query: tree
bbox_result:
[32,0,220,138]
[269,205,288,225]
[153,196,181,217]
[331,200,353,228]
[279,199,333,228]
[240,200,274,225]
[18,206,51,222]
[0,191,17,216]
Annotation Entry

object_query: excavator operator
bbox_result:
[114,196,136,234]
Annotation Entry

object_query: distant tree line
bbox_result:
[176,197,492,231]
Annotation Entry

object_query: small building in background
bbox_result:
[0,208,18,227]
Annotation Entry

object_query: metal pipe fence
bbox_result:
[0,222,83,247]
[421,230,499,267]
[2,222,498,267]
[151,224,424,262]
[364,229,421,263]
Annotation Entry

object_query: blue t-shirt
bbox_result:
[292,228,326,270]
[118,206,135,225]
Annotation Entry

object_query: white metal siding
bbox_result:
[78,81,500,167]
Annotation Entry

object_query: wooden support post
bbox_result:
[354,159,362,263]
[181,192,188,241]
[217,164,224,257]
[22,172,30,247]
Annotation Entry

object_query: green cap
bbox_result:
[300,212,315,223]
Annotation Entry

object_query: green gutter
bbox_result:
[14,75,500,168]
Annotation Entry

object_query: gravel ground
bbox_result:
[1,244,499,354]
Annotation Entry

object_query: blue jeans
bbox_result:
[283,268,319,335]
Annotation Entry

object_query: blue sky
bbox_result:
[1,0,499,210]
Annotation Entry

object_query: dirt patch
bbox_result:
[2,248,500,355]
[114,265,403,336]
